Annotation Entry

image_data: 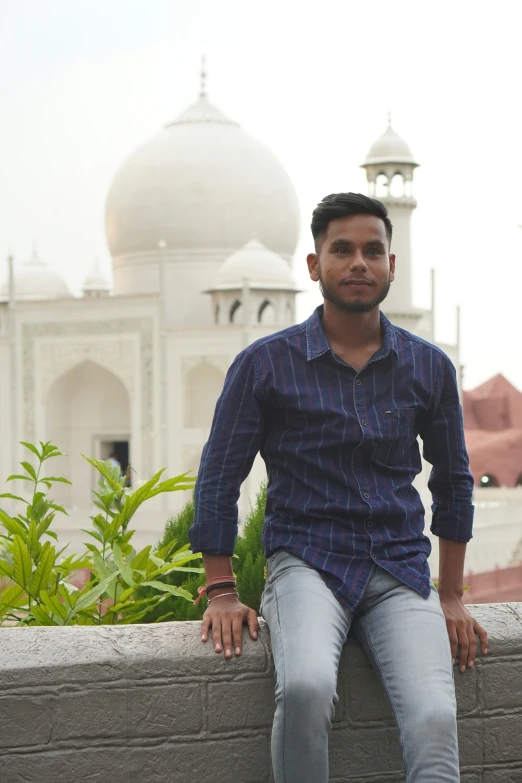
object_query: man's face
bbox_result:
[307,214,395,314]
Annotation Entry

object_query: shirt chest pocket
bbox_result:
[373,407,417,463]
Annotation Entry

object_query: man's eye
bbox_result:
[336,248,349,254]
[367,248,381,256]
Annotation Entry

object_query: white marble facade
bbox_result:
[0,79,460,553]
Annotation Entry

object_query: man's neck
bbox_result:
[321,301,383,351]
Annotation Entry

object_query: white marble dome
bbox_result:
[105,93,300,261]
[210,237,298,291]
[364,122,417,166]
[0,252,72,301]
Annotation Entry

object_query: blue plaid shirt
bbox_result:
[189,305,474,609]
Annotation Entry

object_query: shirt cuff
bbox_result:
[430,503,474,543]
[188,521,238,556]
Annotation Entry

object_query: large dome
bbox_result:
[105,93,300,260]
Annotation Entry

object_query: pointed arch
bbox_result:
[230,299,242,323]
[258,299,276,324]
[45,360,131,507]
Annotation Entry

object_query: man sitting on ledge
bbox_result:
[189,192,488,783]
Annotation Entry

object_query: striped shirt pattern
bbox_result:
[189,305,474,609]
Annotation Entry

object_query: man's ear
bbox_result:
[389,253,396,283]
[307,253,320,282]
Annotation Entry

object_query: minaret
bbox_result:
[361,116,422,330]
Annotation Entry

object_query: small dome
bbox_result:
[105,93,300,261]
[82,259,111,296]
[364,121,418,166]
[208,237,298,291]
[0,252,72,302]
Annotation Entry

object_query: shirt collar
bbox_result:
[305,305,399,363]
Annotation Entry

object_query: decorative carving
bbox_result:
[181,355,230,375]
[39,339,134,398]
[22,318,154,469]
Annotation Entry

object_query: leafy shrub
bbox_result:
[140,482,268,622]
[0,441,202,626]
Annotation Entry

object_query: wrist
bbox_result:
[438,586,464,600]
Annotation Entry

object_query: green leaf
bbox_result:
[29,543,55,594]
[21,462,37,481]
[30,605,59,626]
[0,511,28,540]
[27,521,39,558]
[83,455,123,492]
[130,545,152,572]
[5,475,32,483]
[0,585,25,611]
[20,441,42,460]
[0,493,28,503]
[42,476,72,485]
[90,549,115,582]
[40,590,68,621]
[12,535,32,589]
[48,503,67,516]
[117,469,165,528]
[0,559,13,578]
[81,528,104,544]
[141,580,193,601]
[112,543,135,587]
[74,573,118,613]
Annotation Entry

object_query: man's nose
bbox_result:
[350,250,368,270]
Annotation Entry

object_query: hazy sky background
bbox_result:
[1,0,521,390]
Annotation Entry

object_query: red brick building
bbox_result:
[463,374,522,488]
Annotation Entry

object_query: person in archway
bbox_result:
[189,193,487,782]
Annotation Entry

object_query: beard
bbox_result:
[319,275,391,314]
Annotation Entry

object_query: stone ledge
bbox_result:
[0,603,520,782]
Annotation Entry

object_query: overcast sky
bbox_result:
[1,0,521,390]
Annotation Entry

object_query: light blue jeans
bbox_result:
[260,551,459,783]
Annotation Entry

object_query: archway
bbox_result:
[184,361,225,428]
[258,299,276,324]
[45,360,131,507]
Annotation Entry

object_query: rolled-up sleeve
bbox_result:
[188,348,265,555]
[421,355,474,542]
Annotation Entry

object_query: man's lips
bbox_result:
[341,279,372,287]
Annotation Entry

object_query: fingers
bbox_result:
[201,614,211,643]
[220,617,234,659]
[456,623,470,673]
[474,621,489,656]
[211,617,223,655]
[232,612,243,656]
[465,623,477,670]
[247,608,260,640]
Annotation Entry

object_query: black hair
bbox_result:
[311,192,393,248]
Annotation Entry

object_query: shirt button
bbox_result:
[367,521,374,528]
[356,379,362,386]
[355,450,361,457]
[361,419,367,426]
[363,492,370,499]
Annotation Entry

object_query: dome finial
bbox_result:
[387,109,392,129]
[199,54,207,98]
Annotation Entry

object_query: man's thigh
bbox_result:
[261,551,352,684]
[354,568,455,721]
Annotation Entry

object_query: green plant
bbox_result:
[140,482,268,621]
[0,441,202,626]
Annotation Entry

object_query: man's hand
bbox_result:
[440,595,488,673]
[201,593,259,659]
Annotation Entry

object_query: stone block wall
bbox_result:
[0,603,521,782]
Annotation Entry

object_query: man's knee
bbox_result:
[279,671,338,724]
[408,699,457,741]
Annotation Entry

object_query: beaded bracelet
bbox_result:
[193,577,237,605]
